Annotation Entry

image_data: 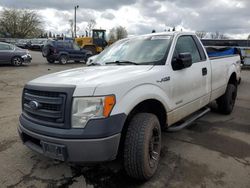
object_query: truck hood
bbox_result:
[28,65,153,96]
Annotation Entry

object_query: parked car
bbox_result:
[28,39,47,50]
[18,32,241,180]
[42,40,92,64]
[15,39,30,49]
[0,42,32,66]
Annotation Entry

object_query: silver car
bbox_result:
[0,42,32,66]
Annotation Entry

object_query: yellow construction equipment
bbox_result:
[75,29,108,55]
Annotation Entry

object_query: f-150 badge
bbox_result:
[157,76,170,83]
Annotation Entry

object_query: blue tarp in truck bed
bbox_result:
[207,48,236,57]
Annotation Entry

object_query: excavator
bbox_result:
[75,29,109,55]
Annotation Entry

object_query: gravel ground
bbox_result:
[0,51,250,188]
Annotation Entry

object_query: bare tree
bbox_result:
[218,34,229,39]
[195,31,207,39]
[0,8,42,38]
[210,31,228,39]
[86,19,96,37]
[116,26,128,40]
[210,31,219,39]
[108,28,116,42]
[108,26,128,42]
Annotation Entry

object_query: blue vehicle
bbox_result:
[42,40,92,64]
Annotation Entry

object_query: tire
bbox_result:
[42,47,49,57]
[42,45,53,57]
[59,55,68,65]
[11,56,23,66]
[124,113,161,180]
[47,58,55,64]
[84,54,92,62]
[217,84,237,114]
[83,46,97,55]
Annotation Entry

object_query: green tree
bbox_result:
[0,8,43,38]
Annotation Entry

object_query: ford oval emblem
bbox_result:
[29,101,40,110]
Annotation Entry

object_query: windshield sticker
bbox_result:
[151,36,171,40]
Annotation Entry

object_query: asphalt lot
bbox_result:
[0,51,250,188]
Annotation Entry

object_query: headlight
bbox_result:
[71,95,115,128]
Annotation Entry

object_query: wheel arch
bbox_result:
[228,72,237,86]
[11,55,23,65]
[58,52,69,57]
[117,98,168,159]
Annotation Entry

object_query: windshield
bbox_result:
[92,35,173,65]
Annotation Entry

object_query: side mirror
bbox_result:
[172,52,192,70]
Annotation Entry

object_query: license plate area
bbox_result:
[41,141,67,161]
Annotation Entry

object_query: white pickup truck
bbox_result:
[18,32,241,180]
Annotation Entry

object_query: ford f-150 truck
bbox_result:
[18,32,241,180]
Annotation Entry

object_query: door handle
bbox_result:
[202,67,207,76]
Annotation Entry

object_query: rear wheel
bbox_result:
[217,83,237,114]
[59,55,68,65]
[11,56,23,66]
[124,113,161,180]
[83,46,97,55]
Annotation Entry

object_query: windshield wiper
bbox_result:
[105,60,139,65]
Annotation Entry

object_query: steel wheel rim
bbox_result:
[61,57,67,64]
[148,127,160,168]
[13,57,21,65]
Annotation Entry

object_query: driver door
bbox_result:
[168,35,210,124]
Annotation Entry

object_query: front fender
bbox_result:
[111,84,171,115]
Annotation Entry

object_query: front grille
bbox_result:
[23,89,66,125]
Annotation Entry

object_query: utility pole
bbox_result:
[74,5,79,38]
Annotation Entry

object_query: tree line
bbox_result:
[1,8,249,40]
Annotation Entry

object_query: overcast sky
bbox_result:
[0,0,249,38]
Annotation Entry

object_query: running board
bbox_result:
[167,107,211,132]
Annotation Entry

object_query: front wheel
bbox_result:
[217,83,237,114]
[124,113,161,180]
[83,46,97,55]
[47,58,55,64]
[84,54,92,62]
[59,55,68,65]
[12,56,23,66]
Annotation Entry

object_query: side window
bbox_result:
[174,36,201,63]
[57,42,64,49]
[73,43,80,50]
[0,44,10,50]
[64,42,72,49]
